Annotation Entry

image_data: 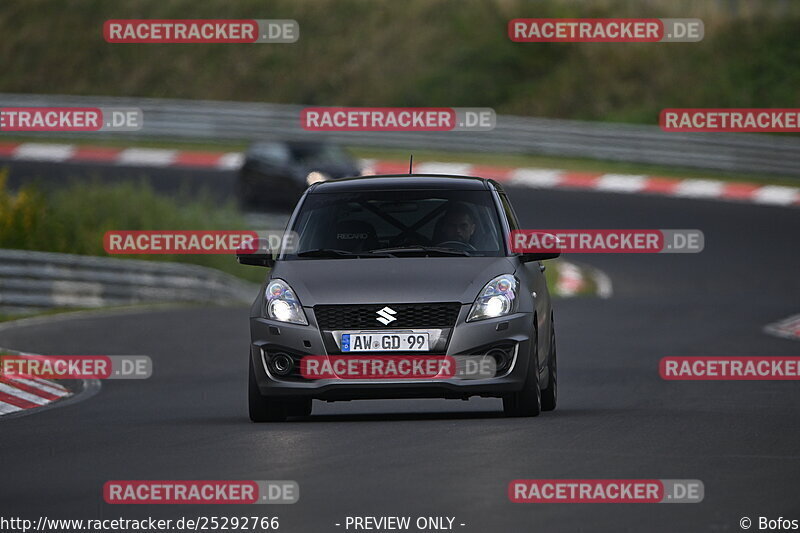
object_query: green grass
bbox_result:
[0,171,266,283]
[1,0,798,124]
[0,307,83,324]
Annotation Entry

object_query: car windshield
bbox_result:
[283,189,506,258]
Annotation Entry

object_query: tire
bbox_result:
[503,326,542,417]
[248,357,313,422]
[248,357,287,422]
[541,322,557,412]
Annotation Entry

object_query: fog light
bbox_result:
[270,353,293,376]
[485,347,511,373]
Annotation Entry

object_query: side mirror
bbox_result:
[236,237,274,268]
[510,230,562,261]
[520,251,560,262]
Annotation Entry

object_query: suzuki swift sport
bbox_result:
[238,174,559,422]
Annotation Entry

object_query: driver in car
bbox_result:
[437,202,477,246]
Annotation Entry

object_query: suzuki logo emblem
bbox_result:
[376,306,397,325]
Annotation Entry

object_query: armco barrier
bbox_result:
[0,249,258,314]
[2,93,800,177]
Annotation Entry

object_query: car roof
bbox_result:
[310,174,504,192]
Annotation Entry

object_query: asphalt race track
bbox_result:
[1,181,799,532]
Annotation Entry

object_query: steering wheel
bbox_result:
[436,240,476,251]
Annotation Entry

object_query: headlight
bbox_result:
[265,278,307,324]
[467,274,519,322]
[306,171,329,186]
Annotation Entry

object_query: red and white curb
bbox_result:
[0,357,72,415]
[1,141,798,207]
[0,141,244,170]
[363,160,800,208]
[764,314,800,341]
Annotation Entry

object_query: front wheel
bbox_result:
[503,331,542,417]
[249,357,313,422]
[541,323,557,412]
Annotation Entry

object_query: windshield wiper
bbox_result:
[367,246,472,257]
[296,248,391,258]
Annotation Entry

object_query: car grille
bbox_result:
[313,303,461,330]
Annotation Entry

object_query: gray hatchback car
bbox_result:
[238,174,559,422]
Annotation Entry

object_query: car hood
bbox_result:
[270,256,518,306]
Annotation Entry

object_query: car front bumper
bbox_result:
[249,306,535,401]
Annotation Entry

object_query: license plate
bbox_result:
[341,332,430,352]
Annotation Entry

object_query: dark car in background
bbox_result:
[237,140,361,210]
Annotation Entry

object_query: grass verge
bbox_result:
[0,168,265,283]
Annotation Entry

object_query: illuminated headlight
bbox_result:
[265,279,307,324]
[467,275,519,322]
[306,171,329,186]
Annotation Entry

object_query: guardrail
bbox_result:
[2,93,800,176]
[0,249,257,314]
